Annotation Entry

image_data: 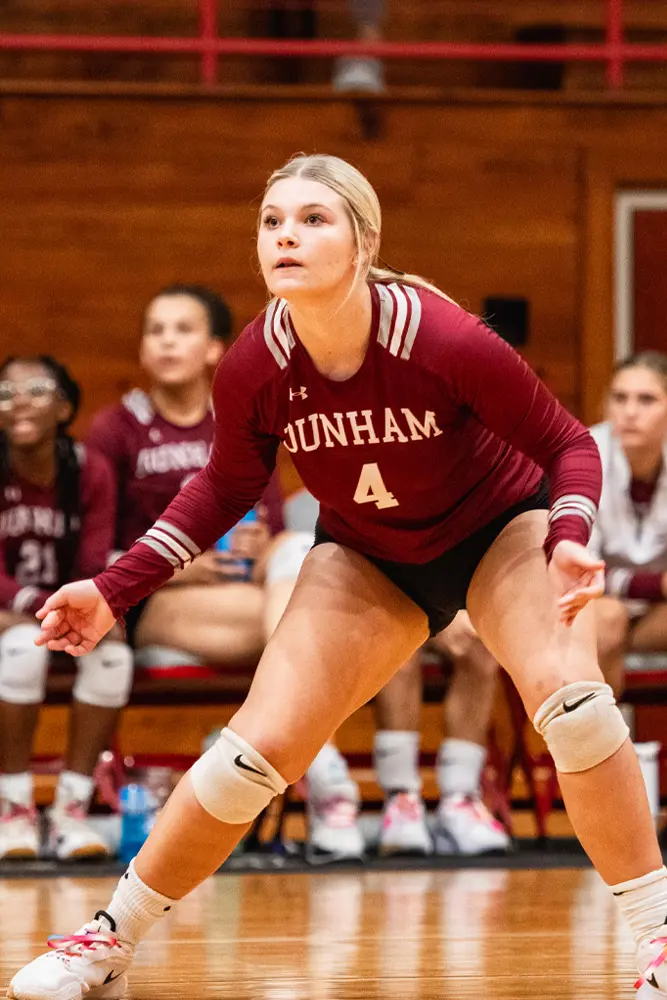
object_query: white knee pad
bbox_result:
[0,624,48,704]
[73,641,134,709]
[189,727,287,824]
[265,532,314,586]
[533,680,629,773]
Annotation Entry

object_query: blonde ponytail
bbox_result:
[368,265,459,306]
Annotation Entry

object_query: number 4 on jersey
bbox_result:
[353,463,399,509]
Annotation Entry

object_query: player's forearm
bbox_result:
[91,463,265,619]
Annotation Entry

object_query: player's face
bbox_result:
[140,295,223,386]
[608,366,667,454]
[0,360,70,450]
[258,178,358,301]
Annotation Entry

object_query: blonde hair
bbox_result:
[263,154,458,305]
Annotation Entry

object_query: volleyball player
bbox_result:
[9,155,667,998]
[590,352,667,697]
[0,356,132,861]
[87,285,273,666]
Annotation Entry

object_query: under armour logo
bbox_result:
[289,386,308,401]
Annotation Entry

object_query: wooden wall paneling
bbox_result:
[7,93,667,434]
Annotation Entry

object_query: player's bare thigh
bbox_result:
[465,508,601,719]
[230,541,429,782]
[0,610,32,634]
[134,583,265,665]
[629,602,667,651]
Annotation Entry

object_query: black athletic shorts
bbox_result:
[123,597,150,646]
[313,479,549,638]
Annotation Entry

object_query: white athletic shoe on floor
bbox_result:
[0,805,39,860]
[7,910,134,1000]
[433,794,511,855]
[306,796,365,864]
[47,806,110,861]
[636,925,667,997]
[378,792,433,857]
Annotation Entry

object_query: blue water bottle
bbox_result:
[118,783,157,863]
[215,508,258,581]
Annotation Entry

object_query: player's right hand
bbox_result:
[34,580,115,656]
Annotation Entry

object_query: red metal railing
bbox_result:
[0,0,664,90]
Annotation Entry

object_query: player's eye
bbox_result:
[262,215,280,228]
[305,213,324,225]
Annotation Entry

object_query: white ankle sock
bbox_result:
[373,730,421,795]
[611,866,667,947]
[307,743,358,805]
[437,739,486,798]
[54,771,95,814]
[0,771,33,811]
[106,859,175,944]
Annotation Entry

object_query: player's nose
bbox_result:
[276,225,299,248]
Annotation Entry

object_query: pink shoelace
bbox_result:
[635,936,667,990]
[384,794,422,827]
[450,796,505,833]
[319,797,358,830]
[47,932,117,957]
[0,803,36,824]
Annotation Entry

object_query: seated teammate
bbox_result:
[87,284,274,665]
[590,352,667,695]
[0,356,132,860]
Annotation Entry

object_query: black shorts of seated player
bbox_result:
[314,478,549,637]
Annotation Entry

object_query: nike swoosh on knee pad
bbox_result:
[562,692,596,713]
[234,754,267,777]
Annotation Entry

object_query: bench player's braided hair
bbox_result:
[0,355,82,586]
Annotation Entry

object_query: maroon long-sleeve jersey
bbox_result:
[86,389,284,550]
[96,283,601,620]
[0,447,115,615]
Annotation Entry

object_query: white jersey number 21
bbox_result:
[353,463,399,510]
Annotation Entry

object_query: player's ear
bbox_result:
[55,397,73,427]
[206,338,225,368]
[356,231,379,271]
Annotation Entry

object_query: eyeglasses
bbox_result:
[0,378,60,411]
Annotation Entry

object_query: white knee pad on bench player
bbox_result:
[0,624,48,704]
[73,641,133,708]
[189,727,288,824]
[533,680,629,773]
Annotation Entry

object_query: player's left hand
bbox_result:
[549,540,605,628]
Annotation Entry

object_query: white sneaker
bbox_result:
[8,910,133,1000]
[0,805,39,860]
[378,792,433,857]
[306,796,365,864]
[636,927,667,997]
[433,794,511,856]
[48,806,110,861]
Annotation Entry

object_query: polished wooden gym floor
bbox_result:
[0,868,640,999]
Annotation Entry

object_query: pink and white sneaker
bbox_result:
[434,793,511,855]
[7,910,134,1000]
[636,928,667,997]
[306,796,365,864]
[0,804,39,860]
[47,805,109,861]
[378,792,433,857]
